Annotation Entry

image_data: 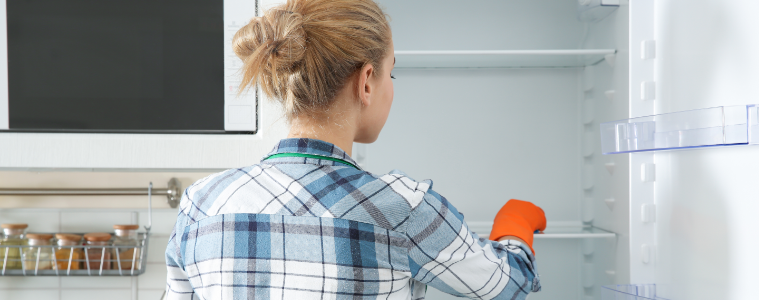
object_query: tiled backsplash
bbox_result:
[0,208,178,300]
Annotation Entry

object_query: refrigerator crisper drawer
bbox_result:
[600,105,759,154]
[602,285,670,300]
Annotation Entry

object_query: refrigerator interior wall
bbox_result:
[366,1,628,299]
[643,1,759,299]
[583,3,630,300]
[368,68,583,300]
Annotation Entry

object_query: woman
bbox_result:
[165,0,545,299]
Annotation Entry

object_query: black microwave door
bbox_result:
[6,0,227,133]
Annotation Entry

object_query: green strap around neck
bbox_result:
[264,153,360,170]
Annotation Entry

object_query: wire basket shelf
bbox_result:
[1,232,150,276]
[0,181,167,276]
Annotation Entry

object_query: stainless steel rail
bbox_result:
[0,178,182,208]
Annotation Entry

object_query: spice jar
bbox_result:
[54,233,82,271]
[112,225,140,270]
[0,223,28,270]
[22,233,54,271]
[83,233,111,271]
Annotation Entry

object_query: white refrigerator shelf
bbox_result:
[534,226,615,239]
[467,222,616,239]
[394,49,616,69]
[602,284,671,300]
[601,104,759,154]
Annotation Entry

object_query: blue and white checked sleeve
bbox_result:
[165,191,197,300]
[404,188,541,300]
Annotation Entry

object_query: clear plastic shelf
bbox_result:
[602,284,670,300]
[601,105,759,154]
[394,49,616,68]
[467,222,615,239]
[534,226,615,239]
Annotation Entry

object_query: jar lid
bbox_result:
[113,224,139,230]
[84,232,112,242]
[26,233,54,240]
[1,223,28,229]
[55,233,82,241]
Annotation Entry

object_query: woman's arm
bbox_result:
[404,189,541,300]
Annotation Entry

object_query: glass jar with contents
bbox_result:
[112,225,141,270]
[22,233,54,271]
[0,223,28,270]
[54,233,82,271]
[83,233,111,271]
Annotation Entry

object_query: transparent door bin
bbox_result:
[601,105,759,154]
[602,284,670,300]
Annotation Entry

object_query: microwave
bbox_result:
[0,0,258,134]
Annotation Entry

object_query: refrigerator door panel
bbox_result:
[626,1,759,299]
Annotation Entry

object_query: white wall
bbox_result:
[652,1,759,299]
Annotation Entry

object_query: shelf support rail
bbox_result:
[0,178,182,208]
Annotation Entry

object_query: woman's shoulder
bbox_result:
[180,165,434,197]
[376,169,433,209]
[178,165,263,213]
[184,165,260,195]
[178,164,437,231]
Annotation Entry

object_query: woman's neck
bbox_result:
[287,113,358,156]
[287,81,363,156]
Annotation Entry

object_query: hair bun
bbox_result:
[233,9,306,73]
[264,10,306,71]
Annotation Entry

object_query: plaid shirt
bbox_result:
[166,138,541,300]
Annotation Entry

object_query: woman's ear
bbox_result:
[357,64,375,107]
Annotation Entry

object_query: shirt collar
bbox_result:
[263,138,362,170]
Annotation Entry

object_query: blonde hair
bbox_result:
[232,0,391,120]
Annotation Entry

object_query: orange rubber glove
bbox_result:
[489,199,546,255]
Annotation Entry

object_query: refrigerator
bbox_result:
[311,0,758,299]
